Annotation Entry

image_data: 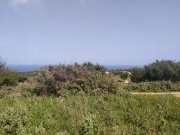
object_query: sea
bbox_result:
[7,65,139,72]
[8,65,43,72]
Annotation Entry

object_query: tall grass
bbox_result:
[0,92,179,134]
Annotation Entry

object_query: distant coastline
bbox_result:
[7,65,143,72]
[8,65,43,72]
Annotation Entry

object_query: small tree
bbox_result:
[130,67,145,82]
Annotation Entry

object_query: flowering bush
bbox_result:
[32,63,118,96]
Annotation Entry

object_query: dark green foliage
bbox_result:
[0,71,33,86]
[82,62,106,72]
[130,67,145,82]
[120,72,129,80]
[111,70,129,80]
[130,60,180,82]
[144,60,180,81]
[125,81,180,92]
[33,63,118,96]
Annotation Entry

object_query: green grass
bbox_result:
[0,92,179,135]
[119,81,180,92]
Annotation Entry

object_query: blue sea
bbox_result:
[8,65,43,72]
[8,65,138,72]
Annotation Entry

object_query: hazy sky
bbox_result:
[0,0,180,65]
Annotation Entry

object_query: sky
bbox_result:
[0,0,180,65]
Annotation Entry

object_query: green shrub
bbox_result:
[0,86,15,98]
[129,60,180,82]
[111,70,129,80]
[79,113,98,135]
[14,82,34,97]
[0,108,28,135]
[0,71,33,86]
[129,67,145,82]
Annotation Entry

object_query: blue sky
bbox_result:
[0,0,180,65]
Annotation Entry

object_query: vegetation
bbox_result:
[0,60,179,134]
[129,60,180,82]
[129,67,145,82]
[0,91,179,135]
[0,58,7,73]
[0,71,34,86]
[31,63,117,96]
[111,70,130,80]
[124,81,180,92]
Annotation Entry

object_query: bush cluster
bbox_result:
[130,60,180,82]
[0,71,33,86]
[32,63,118,96]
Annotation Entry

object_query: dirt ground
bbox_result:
[131,92,180,97]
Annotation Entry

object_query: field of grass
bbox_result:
[0,63,180,134]
[119,81,180,92]
[0,92,179,135]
